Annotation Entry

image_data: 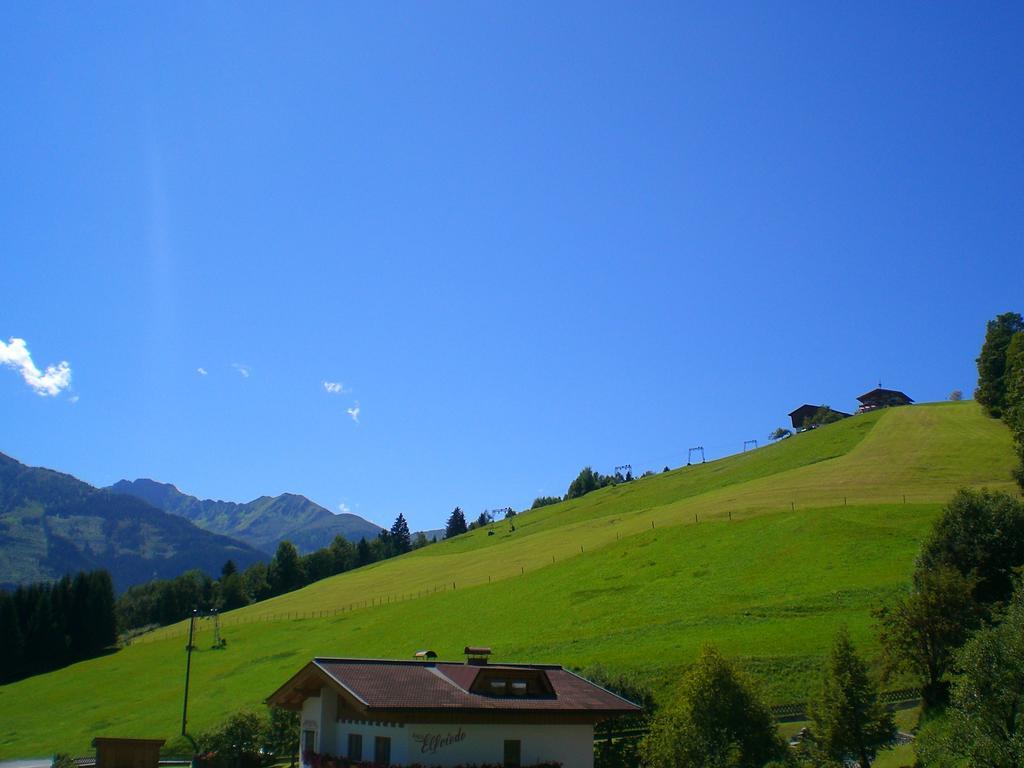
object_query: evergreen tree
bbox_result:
[221,559,238,578]
[269,541,304,595]
[975,311,1024,417]
[0,591,24,682]
[809,628,895,767]
[444,507,468,539]
[390,513,412,554]
[87,570,117,652]
[356,537,373,566]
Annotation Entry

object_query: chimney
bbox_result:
[464,646,491,666]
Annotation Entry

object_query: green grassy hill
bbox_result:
[0,402,1016,757]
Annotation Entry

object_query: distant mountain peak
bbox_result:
[108,478,382,555]
[0,452,264,592]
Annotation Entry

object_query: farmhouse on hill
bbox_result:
[787,404,851,431]
[266,647,640,768]
[856,387,913,413]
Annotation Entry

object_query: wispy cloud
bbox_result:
[0,337,72,396]
[197,367,208,376]
[69,395,80,404]
[346,403,361,423]
[232,363,251,378]
[337,502,351,514]
[323,381,347,394]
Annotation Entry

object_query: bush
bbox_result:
[196,711,269,768]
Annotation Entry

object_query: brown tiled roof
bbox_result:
[300,658,640,714]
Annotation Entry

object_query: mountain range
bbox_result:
[107,478,382,555]
[0,452,265,592]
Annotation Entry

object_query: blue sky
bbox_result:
[2,3,1022,531]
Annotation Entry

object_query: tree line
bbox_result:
[529,464,662,511]
[0,570,116,683]
[975,310,1024,489]
[117,513,428,632]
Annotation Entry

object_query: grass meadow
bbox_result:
[0,401,1015,757]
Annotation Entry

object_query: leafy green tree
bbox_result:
[769,427,792,441]
[411,531,429,549]
[567,466,613,499]
[916,585,1024,767]
[390,513,412,553]
[803,406,845,429]
[301,548,335,584]
[269,541,304,595]
[218,573,249,611]
[328,535,355,573]
[197,710,268,768]
[444,507,468,538]
[640,646,785,768]
[1003,331,1024,489]
[265,707,299,765]
[917,488,1024,605]
[975,311,1024,417]
[809,628,895,767]
[874,566,980,707]
[949,389,963,401]
[531,496,561,510]
[243,561,271,602]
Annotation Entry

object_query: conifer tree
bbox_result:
[390,513,412,553]
[810,628,895,767]
[444,507,468,539]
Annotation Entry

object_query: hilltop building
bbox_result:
[266,647,639,768]
[856,387,913,413]
[788,404,851,431]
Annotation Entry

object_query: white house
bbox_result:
[265,647,640,768]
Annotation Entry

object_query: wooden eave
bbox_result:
[265,661,370,713]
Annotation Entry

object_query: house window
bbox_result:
[374,736,391,764]
[504,739,521,768]
[301,730,315,760]
[347,734,362,761]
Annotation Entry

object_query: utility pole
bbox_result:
[181,609,197,737]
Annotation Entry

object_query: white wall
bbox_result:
[328,718,594,768]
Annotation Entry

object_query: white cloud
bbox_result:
[0,337,72,396]
[337,502,351,514]
[197,367,208,376]
[323,381,346,394]
[232,363,251,378]
[69,395,80,404]
[346,404,360,423]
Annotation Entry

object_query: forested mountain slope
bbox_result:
[0,453,264,591]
